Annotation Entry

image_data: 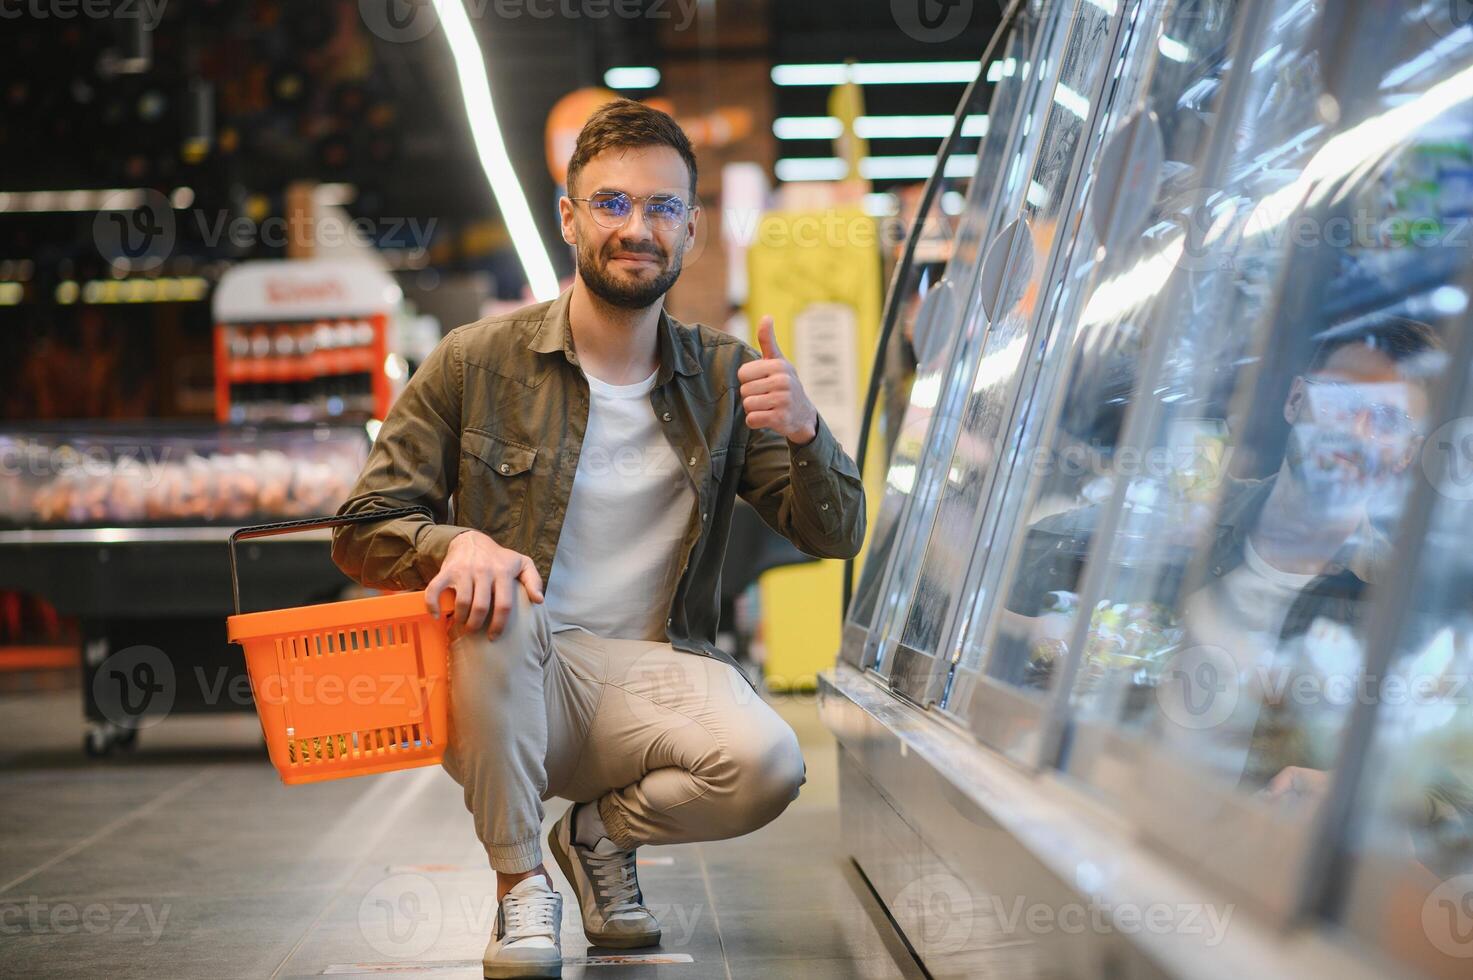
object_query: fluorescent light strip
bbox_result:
[775,155,979,182]
[1158,36,1190,63]
[1053,83,1091,120]
[435,0,558,301]
[771,61,980,86]
[987,57,1019,82]
[774,115,990,140]
[604,66,660,89]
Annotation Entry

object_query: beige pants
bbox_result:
[440,592,806,873]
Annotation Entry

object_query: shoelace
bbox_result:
[585,848,642,913]
[502,889,559,940]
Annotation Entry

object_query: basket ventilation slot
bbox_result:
[285,723,433,767]
[278,622,413,661]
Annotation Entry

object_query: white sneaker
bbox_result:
[548,805,661,949]
[483,876,563,979]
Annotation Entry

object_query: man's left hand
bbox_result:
[738,315,819,446]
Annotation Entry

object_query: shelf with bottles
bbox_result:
[217,318,385,424]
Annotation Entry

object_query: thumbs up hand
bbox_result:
[737,315,819,446]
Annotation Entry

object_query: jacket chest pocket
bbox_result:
[458,428,537,539]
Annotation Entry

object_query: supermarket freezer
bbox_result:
[0,421,369,755]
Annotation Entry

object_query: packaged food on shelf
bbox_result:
[0,422,369,528]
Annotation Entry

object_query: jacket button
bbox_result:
[499,463,511,475]
[701,512,708,522]
[798,460,808,468]
[662,412,673,422]
[820,502,830,511]
[688,455,697,466]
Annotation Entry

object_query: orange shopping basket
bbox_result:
[226,506,455,785]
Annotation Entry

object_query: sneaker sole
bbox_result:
[484,958,561,979]
[547,819,662,950]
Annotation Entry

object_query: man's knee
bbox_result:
[721,721,806,830]
[450,590,542,679]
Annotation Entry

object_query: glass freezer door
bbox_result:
[876,0,1136,705]
[850,0,1074,675]
[1045,1,1473,922]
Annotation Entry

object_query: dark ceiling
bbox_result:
[1,0,1001,292]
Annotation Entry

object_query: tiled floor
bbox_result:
[0,680,923,979]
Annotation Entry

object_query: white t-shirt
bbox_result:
[543,369,695,641]
[1165,537,1319,780]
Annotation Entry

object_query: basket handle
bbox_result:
[228,505,433,616]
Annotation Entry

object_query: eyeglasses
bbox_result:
[1300,377,1419,440]
[568,190,695,231]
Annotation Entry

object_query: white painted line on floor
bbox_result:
[0,766,218,895]
[322,953,696,974]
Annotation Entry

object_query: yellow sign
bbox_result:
[746,206,884,690]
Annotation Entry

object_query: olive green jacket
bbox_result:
[330,290,866,668]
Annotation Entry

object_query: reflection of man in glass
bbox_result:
[1168,317,1441,793]
[1005,317,1442,791]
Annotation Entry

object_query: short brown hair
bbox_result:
[566,98,697,199]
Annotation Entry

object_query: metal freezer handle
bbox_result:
[227,506,433,616]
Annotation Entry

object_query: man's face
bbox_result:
[1282,342,1431,515]
[559,145,697,311]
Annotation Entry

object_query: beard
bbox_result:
[1284,422,1407,521]
[576,232,684,310]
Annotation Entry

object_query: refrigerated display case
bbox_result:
[826,1,1473,977]
[0,422,372,755]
